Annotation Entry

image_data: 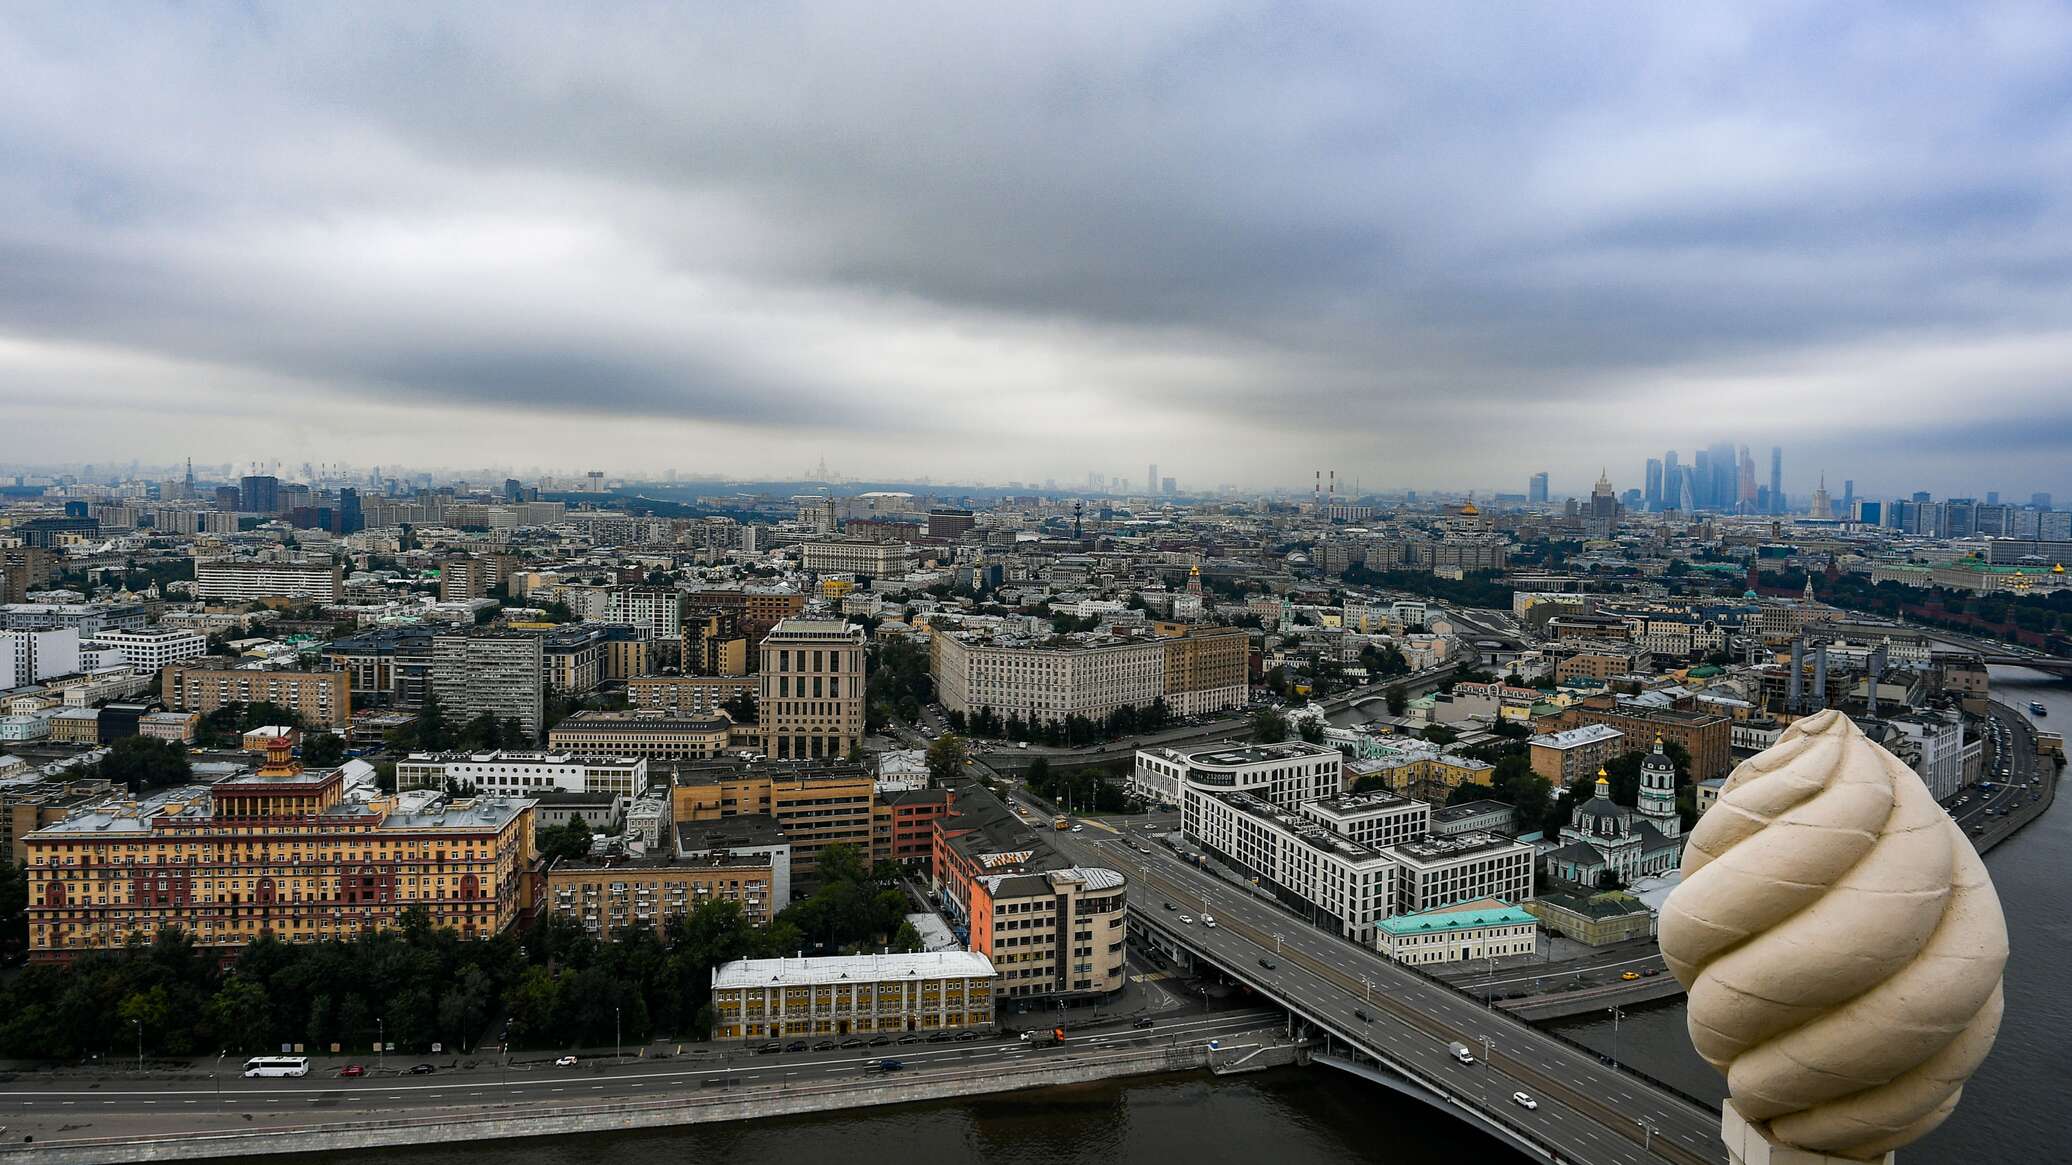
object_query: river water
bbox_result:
[336,669,2069,1165]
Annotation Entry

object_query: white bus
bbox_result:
[242,1056,310,1079]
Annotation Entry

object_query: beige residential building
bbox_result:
[193,560,343,603]
[800,540,914,577]
[932,625,1247,726]
[627,674,756,716]
[162,664,352,728]
[758,619,866,760]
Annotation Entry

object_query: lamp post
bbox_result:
[1485,952,1498,1010]
[377,1018,385,1071]
[615,1006,622,1064]
[134,1019,143,1072]
[1608,1005,1623,1071]
[1359,975,1373,1004]
[1636,1117,1658,1150]
[1480,1035,1494,1104]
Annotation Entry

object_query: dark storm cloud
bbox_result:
[2,2,2071,494]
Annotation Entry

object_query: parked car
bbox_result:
[838,1038,866,1049]
[954,1031,981,1042]
[339,1064,366,1078]
[897,1035,923,1045]
[755,1042,782,1055]
[554,1056,579,1067]
[812,1040,837,1051]
[785,1041,808,1052]
[869,1036,894,1047]
[927,1032,954,1043]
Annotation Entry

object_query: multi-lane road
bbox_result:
[1040,810,1723,1165]
[0,1012,1277,1145]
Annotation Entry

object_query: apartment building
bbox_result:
[934,625,1247,727]
[547,711,733,761]
[626,674,756,717]
[711,951,996,1041]
[681,609,750,676]
[606,587,682,641]
[430,633,544,740]
[395,751,649,798]
[437,558,492,602]
[872,786,954,867]
[929,791,1129,1001]
[193,560,344,603]
[667,759,873,878]
[1383,833,1535,915]
[0,628,81,688]
[758,619,866,761]
[1182,788,1396,942]
[683,586,806,646]
[800,539,915,577]
[546,849,778,938]
[1130,741,1343,809]
[1300,791,1432,850]
[1552,699,1732,779]
[1528,723,1627,785]
[1,778,117,863]
[321,626,438,709]
[80,628,206,674]
[24,742,534,958]
[161,664,351,728]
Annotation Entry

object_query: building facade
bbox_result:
[161,664,351,728]
[1375,898,1539,966]
[712,951,996,1041]
[24,742,533,958]
[431,633,545,740]
[757,619,866,761]
[193,561,343,603]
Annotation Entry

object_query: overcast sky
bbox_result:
[5,3,2072,500]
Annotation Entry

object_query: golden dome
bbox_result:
[1460,501,1480,516]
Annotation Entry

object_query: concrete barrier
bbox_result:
[0,1044,1223,1164]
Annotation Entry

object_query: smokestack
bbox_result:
[1329,470,1336,502]
[1813,643,1829,711]
[1314,470,1321,509]
[1789,639,1805,712]
[1867,645,1887,718]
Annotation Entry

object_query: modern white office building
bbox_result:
[1181,788,1397,942]
[1384,832,1536,915]
[1132,741,1344,809]
[81,628,207,674]
[395,751,650,798]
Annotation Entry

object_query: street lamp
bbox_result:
[377,1017,385,1071]
[1636,1117,1658,1150]
[1359,976,1373,1004]
[1608,1005,1624,1070]
[1479,1035,1494,1104]
[615,1006,622,1064]
[134,1019,143,1072]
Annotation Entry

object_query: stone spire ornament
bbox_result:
[1660,709,2007,1164]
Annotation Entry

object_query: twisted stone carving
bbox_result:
[1661,709,2007,1160]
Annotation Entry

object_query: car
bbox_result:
[1132,1018,1155,1030]
[1512,1091,1538,1110]
[785,1040,809,1052]
[1641,968,1659,978]
[1202,916,1218,929]
[955,1030,981,1042]
[554,1055,579,1067]
[897,1035,923,1044]
[408,1063,436,1075]
[755,1042,782,1055]
[927,1032,954,1043]
[812,1040,837,1050]
[1179,915,1195,925]
[1621,971,1641,981]
[839,1038,866,1049]
[1258,957,1278,970]
[1163,902,1175,911]
[877,1058,905,1072]
[1071,825,1085,833]
[1353,1009,1372,1023]
[339,1064,366,1078]
[869,1035,894,1047]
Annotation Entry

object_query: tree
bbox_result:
[537,821,594,865]
[720,691,758,725]
[890,921,924,954]
[457,713,506,751]
[0,861,25,965]
[1297,717,1326,744]
[96,735,193,793]
[301,731,347,768]
[926,734,968,784]
[1386,688,1409,717]
[1251,708,1289,743]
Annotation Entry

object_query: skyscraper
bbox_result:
[1643,459,1663,510]
[1529,472,1549,504]
[1692,450,1712,509]
[1147,464,1157,497]
[239,474,280,515]
[1768,446,1783,515]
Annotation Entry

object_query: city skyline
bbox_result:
[9,6,2072,497]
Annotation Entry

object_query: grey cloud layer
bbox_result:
[4,2,2072,494]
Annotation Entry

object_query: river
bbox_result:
[333,669,2069,1165]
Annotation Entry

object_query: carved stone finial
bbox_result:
[1661,709,2007,1161]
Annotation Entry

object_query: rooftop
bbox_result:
[1529,724,1625,750]
[1376,898,1536,936]
[712,950,996,990]
[1184,741,1340,768]
[1210,790,1391,867]
[1389,830,1530,865]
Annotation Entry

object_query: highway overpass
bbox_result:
[1048,821,1724,1165]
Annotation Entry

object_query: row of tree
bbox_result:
[946,698,1174,746]
[0,844,917,1060]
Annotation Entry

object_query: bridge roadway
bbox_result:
[1052,825,1724,1165]
[0,1013,1276,1145]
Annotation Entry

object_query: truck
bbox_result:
[1054,816,1069,830]
[1449,1041,1476,1065]
[1021,1026,1067,1048]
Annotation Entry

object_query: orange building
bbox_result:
[24,740,535,959]
[872,787,953,867]
[668,760,874,878]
